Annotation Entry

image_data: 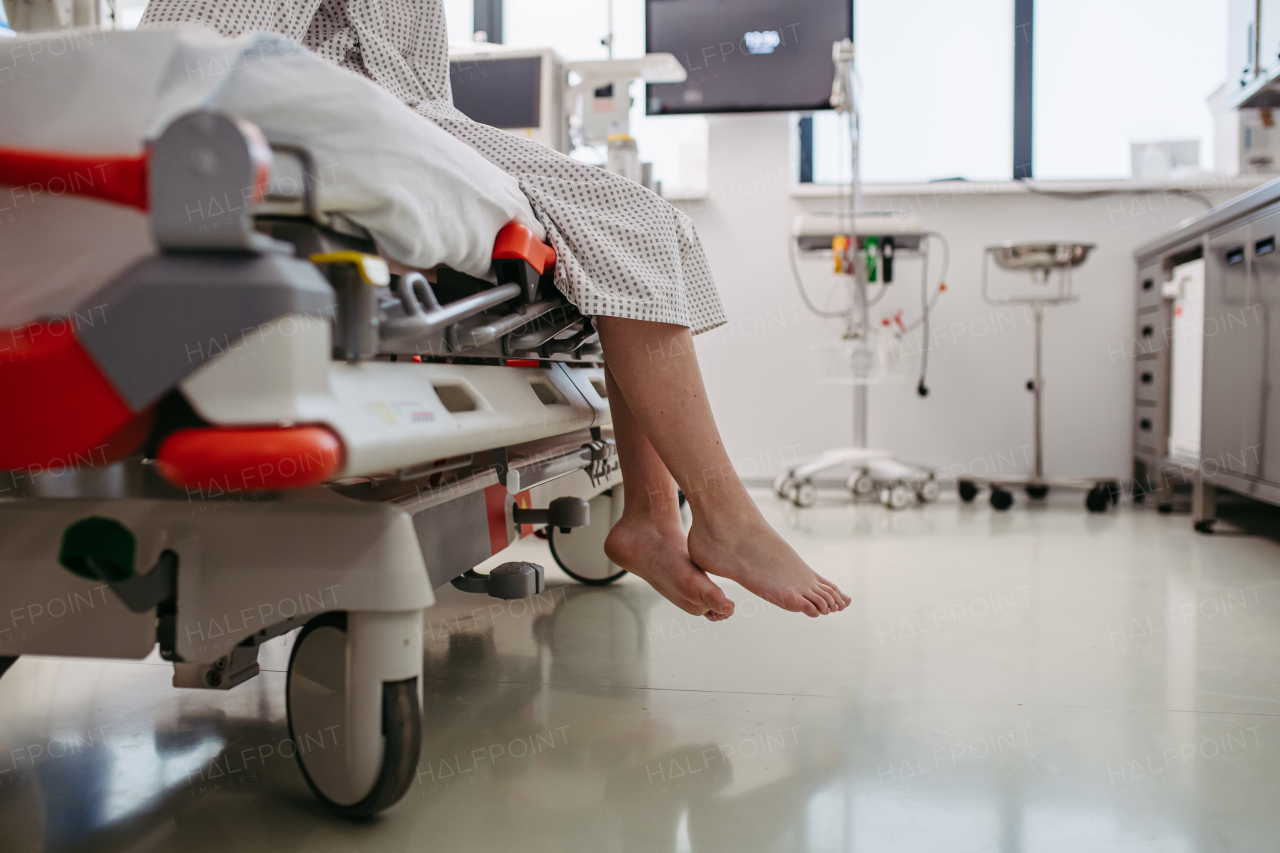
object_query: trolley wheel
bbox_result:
[773,473,797,499]
[917,476,941,503]
[847,470,876,498]
[881,482,915,509]
[1106,481,1121,504]
[1157,504,1174,514]
[989,487,1013,511]
[958,480,979,503]
[792,480,817,508]
[1085,485,1110,513]
[1194,520,1216,534]
[550,490,627,586]
[1025,483,1049,499]
[287,612,421,818]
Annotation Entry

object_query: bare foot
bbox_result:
[687,510,850,618]
[605,517,736,619]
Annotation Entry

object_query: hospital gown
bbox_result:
[139,0,728,334]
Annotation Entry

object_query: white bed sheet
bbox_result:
[0,26,544,327]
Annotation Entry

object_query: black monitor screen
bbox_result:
[646,0,852,114]
[450,55,542,128]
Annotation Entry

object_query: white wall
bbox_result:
[674,114,1252,485]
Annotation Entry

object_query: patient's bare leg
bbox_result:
[602,366,735,620]
[597,317,850,618]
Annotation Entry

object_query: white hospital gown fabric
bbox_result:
[140,0,727,334]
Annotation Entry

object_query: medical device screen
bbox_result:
[645,0,851,114]
[449,55,542,128]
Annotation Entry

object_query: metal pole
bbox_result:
[1013,0,1034,178]
[1032,303,1044,481]
[854,384,868,448]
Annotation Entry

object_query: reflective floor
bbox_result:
[3,489,1280,852]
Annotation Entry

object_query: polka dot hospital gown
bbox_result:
[140,0,728,334]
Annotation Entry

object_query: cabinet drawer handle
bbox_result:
[1142,325,1154,337]
[1140,418,1153,430]
[1143,279,1154,290]
[1258,236,1276,256]
[1141,372,1153,383]
[1226,246,1245,265]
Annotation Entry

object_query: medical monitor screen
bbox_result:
[450,55,542,128]
[645,0,851,114]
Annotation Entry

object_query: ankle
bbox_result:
[688,495,762,541]
[617,506,683,533]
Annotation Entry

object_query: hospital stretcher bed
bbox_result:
[0,28,629,816]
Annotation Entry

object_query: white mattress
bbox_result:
[0,26,545,327]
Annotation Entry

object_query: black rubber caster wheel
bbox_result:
[287,612,422,818]
[958,480,979,503]
[1025,484,1049,500]
[1085,486,1110,513]
[989,488,1013,511]
[1194,521,1215,534]
[1105,482,1121,504]
[550,490,628,585]
[1157,504,1174,514]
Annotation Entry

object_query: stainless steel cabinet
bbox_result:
[1204,220,1266,481]
[1254,213,1280,484]
[1135,176,1280,526]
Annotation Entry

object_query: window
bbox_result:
[1034,0,1228,179]
[805,0,1229,183]
[812,0,1014,184]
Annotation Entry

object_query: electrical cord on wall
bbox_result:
[1014,177,1214,210]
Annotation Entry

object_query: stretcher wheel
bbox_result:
[958,480,979,503]
[773,472,798,498]
[287,612,421,817]
[791,480,816,508]
[917,477,941,503]
[847,470,876,498]
[990,487,1013,511]
[1026,484,1049,499]
[1085,485,1110,513]
[550,490,627,585]
[880,482,915,509]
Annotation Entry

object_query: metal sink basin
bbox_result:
[988,242,1094,272]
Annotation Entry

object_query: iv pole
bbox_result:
[830,39,867,447]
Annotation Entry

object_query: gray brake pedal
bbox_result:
[451,562,545,599]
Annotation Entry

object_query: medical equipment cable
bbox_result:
[788,230,850,319]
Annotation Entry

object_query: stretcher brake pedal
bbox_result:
[451,562,545,599]
[512,496,590,533]
[57,516,178,614]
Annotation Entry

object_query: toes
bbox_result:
[803,589,831,615]
[799,598,820,617]
[818,582,846,611]
[816,575,851,608]
[812,583,840,612]
[701,586,735,615]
